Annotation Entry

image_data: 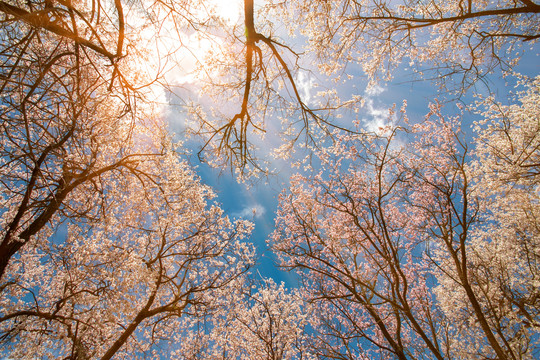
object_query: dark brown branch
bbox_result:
[352,5,540,30]
[0,1,116,61]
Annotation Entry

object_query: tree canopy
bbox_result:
[1,0,539,359]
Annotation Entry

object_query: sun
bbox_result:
[209,0,243,24]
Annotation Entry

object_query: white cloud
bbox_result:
[362,98,388,132]
[361,85,396,134]
[296,71,314,104]
[234,203,266,219]
[365,84,386,96]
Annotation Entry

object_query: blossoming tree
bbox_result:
[269,0,540,92]
[271,78,540,359]
[0,141,255,359]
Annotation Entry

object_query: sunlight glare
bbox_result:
[209,0,243,24]
[127,0,243,98]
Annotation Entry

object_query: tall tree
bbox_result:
[0,0,218,278]
[436,76,540,358]
[271,78,540,359]
[0,2,258,356]
[0,141,255,359]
